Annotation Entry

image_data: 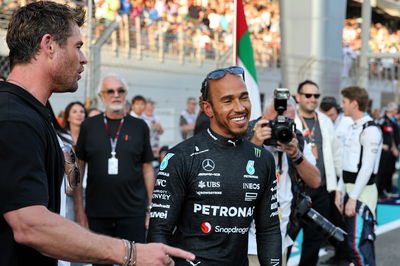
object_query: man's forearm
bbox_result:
[295,158,321,188]
[4,206,125,264]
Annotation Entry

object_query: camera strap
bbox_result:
[298,112,319,160]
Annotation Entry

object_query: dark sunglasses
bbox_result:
[63,145,80,188]
[103,87,126,96]
[201,66,245,101]
[300,92,321,99]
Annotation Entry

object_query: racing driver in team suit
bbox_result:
[148,66,281,266]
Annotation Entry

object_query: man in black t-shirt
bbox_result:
[0,2,194,266]
[75,75,154,266]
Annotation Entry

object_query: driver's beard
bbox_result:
[214,112,247,139]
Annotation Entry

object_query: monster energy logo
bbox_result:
[254,148,261,158]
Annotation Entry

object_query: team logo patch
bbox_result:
[254,147,261,158]
[201,222,212,233]
[159,153,174,171]
[246,160,255,175]
[202,159,215,172]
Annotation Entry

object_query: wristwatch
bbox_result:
[291,151,304,165]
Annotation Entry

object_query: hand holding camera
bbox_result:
[251,118,272,146]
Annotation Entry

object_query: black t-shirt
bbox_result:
[0,82,64,266]
[304,117,326,187]
[148,128,281,266]
[76,114,153,218]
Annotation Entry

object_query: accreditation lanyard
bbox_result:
[103,115,125,158]
[299,112,319,159]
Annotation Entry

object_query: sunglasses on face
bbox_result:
[201,66,245,101]
[300,92,321,99]
[103,87,126,96]
[63,145,80,188]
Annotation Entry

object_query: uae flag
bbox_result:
[235,0,261,119]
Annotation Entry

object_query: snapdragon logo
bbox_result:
[214,225,249,234]
[201,222,212,233]
[159,153,174,171]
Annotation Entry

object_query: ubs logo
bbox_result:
[202,159,215,172]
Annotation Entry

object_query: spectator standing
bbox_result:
[75,74,155,266]
[61,101,88,231]
[336,86,382,266]
[377,102,400,199]
[63,102,87,145]
[247,97,320,266]
[319,96,353,149]
[87,107,101,117]
[179,97,197,140]
[130,94,146,118]
[142,99,164,156]
[293,80,342,266]
[0,2,194,266]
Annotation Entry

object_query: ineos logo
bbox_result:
[202,159,215,172]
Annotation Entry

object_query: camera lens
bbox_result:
[275,126,293,144]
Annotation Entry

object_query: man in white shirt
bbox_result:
[319,96,353,264]
[336,86,382,266]
[319,96,353,146]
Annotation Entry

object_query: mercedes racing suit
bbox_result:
[148,128,281,266]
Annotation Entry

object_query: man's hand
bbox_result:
[277,133,299,158]
[136,243,195,266]
[334,190,343,214]
[250,119,271,146]
[345,198,357,217]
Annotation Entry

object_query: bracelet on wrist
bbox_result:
[291,151,304,165]
[128,241,137,266]
[121,239,132,266]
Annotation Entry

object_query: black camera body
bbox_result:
[264,88,296,146]
[297,193,347,242]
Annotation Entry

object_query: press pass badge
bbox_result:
[108,153,118,175]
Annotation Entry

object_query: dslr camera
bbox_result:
[297,193,347,242]
[264,88,296,146]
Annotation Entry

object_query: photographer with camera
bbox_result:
[336,86,382,266]
[247,89,321,266]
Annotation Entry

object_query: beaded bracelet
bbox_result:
[121,239,132,266]
[128,241,137,266]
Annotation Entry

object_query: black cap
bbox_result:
[320,96,340,112]
[159,146,169,155]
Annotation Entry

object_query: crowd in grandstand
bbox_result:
[2,0,400,73]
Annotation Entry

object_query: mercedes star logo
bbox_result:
[202,159,215,172]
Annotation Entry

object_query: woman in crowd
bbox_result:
[63,101,88,145]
